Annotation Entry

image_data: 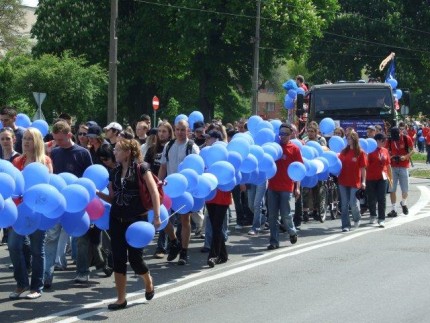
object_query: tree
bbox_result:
[0,51,108,123]
[0,0,27,52]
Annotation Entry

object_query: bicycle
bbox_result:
[319,175,340,222]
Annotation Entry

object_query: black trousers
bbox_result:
[366,179,387,221]
[207,204,228,261]
[110,217,149,275]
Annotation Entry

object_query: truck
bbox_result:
[307,82,397,137]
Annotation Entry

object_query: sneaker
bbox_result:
[387,210,398,218]
[378,221,385,228]
[312,210,321,222]
[289,234,298,245]
[74,274,89,283]
[400,202,409,215]
[248,229,257,236]
[369,217,377,224]
[342,228,350,232]
[102,266,113,277]
[177,250,188,265]
[303,211,309,223]
[25,291,42,299]
[153,249,166,259]
[354,221,361,229]
[207,258,216,268]
[234,224,243,230]
[267,244,279,250]
[167,240,181,261]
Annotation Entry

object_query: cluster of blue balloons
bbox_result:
[174,110,204,130]
[0,161,110,238]
[282,79,305,110]
[0,113,50,137]
[386,78,403,101]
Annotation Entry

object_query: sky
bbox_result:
[22,0,38,7]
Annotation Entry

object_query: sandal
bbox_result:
[145,275,155,300]
[26,291,42,299]
[9,287,29,300]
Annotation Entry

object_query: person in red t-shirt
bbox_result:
[385,123,414,217]
[365,133,392,227]
[338,131,367,232]
[425,127,430,164]
[267,123,303,250]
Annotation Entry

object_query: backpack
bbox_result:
[165,139,195,162]
[136,163,164,210]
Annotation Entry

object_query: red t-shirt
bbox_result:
[366,147,391,181]
[338,149,367,188]
[12,155,52,171]
[425,132,430,145]
[385,135,413,168]
[268,142,303,192]
[206,190,232,206]
[422,127,430,137]
[407,129,416,140]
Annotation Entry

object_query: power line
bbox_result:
[132,0,430,55]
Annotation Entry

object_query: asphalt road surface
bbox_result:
[0,176,429,323]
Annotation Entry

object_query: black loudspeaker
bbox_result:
[402,90,410,106]
[296,94,304,117]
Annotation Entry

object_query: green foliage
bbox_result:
[0,52,108,123]
[0,0,26,50]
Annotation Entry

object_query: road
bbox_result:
[0,176,429,323]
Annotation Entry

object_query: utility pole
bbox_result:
[251,0,261,116]
[107,0,118,122]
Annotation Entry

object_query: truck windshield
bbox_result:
[315,88,392,112]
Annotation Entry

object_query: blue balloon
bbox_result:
[297,87,305,95]
[178,154,205,174]
[227,138,251,160]
[288,89,297,99]
[387,78,398,89]
[263,142,283,160]
[254,128,275,146]
[305,160,318,177]
[16,114,32,128]
[282,79,298,91]
[265,162,277,180]
[301,175,318,188]
[287,162,306,181]
[249,145,265,160]
[174,114,188,125]
[147,205,170,231]
[164,173,188,198]
[259,153,275,173]
[43,194,66,219]
[23,183,62,214]
[328,159,342,175]
[395,89,403,100]
[366,138,377,154]
[0,194,4,212]
[306,141,324,156]
[192,175,212,199]
[316,157,329,172]
[125,221,155,248]
[284,96,295,110]
[359,138,368,152]
[83,165,109,190]
[218,177,237,192]
[321,151,339,167]
[31,120,49,137]
[240,154,258,173]
[199,146,212,167]
[213,140,227,148]
[58,172,78,185]
[290,139,303,149]
[0,173,15,200]
[189,111,204,123]
[301,145,316,159]
[0,159,17,174]
[38,214,60,231]
[61,184,90,213]
[270,119,282,134]
[61,211,90,237]
[255,120,274,133]
[201,173,218,190]
[48,174,67,191]
[329,136,346,153]
[75,177,97,201]
[94,203,110,230]
[227,151,243,169]
[8,166,24,197]
[179,168,199,191]
[418,136,425,142]
[318,170,329,181]
[171,192,194,214]
[261,144,278,160]
[319,118,336,135]
[235,171,242,184]
[239,171,251,184]
[208,161,235,185]
[0,198,18,228]
[232,132,255,145]
[204,144,228,168]
[205,189,217,201]
[22,162,50,191]
[14,203,41,235]
[247,115,263,134]
[191,197,206,212]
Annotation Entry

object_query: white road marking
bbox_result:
[36,186,430,323]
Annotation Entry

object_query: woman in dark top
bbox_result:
[97,138,161,310]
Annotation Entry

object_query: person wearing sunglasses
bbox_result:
[76,124,89,148]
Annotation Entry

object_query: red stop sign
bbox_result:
[152,96,160,111]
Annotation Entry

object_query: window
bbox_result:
[266,102,275,112]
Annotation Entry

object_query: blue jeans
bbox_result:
[267,190,296,247]
[248,182,268,231]
[8,229,46,292]
[339,185,360,229]
[55,229,70,269]
[44,223,62,283]
[203,210,228,249]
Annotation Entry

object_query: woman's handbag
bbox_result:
[136,163,164,210]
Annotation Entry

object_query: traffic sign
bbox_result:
[32,92,47,121]
[152,96,160,111]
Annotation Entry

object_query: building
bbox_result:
[257,86,284,120]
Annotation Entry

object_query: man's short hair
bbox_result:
[52,120,71,134]
[0,106,17,117]
[296,75,305,83]
[58,112,72,122]
[139,114,151,123]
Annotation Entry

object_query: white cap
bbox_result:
[104,122,123,131]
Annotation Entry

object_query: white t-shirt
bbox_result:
[160,139,200,175]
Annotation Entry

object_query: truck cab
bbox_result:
[308,82,397,137]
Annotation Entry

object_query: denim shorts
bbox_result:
[389,167,409,193]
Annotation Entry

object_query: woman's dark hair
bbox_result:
[96,143,116,162]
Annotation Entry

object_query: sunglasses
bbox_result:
[0,127,14,133]
[78,132,88,136]
[99,157,109,162]
[279,132,292,137]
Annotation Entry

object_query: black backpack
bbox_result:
[165,139,195,162]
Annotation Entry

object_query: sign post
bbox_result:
[32,92,47,121]
[152,96,159,126]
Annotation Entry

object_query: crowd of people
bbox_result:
[0,104,428,310]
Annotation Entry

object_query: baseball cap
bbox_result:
[104,122,123,132]
[86,125,103,138]
[367,125,376,131]
[148,127,158,136]
[86,121,98,127]
[193,121,205,131]
[204,130,222,140]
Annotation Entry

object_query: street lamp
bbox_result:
[251,0,261,116]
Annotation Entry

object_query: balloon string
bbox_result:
[159,204,187,224]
